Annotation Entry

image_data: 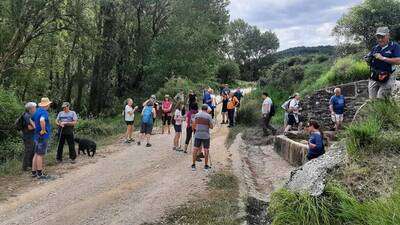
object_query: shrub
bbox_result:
[0,137,23,163]
[216,61,240,84]
[236,99,260,126]
[302,56,369,94]
[75,117,125,139]
[0,89,23,139]
[345,117,381,157]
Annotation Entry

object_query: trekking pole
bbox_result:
[56,126,63,154]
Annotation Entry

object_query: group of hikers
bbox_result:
[262,26,400,161]
[122,84,243,171]
[17,26,400,178]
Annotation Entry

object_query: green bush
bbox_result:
[345,100,400,158]
[302,56,369,94]
[236,99,260,126]
[0,137,23,163]
[75,116,125,139]
[216,61,240,84]
[0,90,23,138]
[345,117,381,157]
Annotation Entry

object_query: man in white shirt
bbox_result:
[284,93,302,134]
[261,92,276,136]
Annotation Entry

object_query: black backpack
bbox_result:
[15,113,27,131]
[269,104,276,117]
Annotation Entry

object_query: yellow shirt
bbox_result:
[227,96,239,110]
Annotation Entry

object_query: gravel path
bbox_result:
[0,124,230,225]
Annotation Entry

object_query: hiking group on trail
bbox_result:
[13,26,400,180]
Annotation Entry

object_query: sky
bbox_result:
[228,0,363,50]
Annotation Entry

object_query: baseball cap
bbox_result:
[62,102,70,108]
[376,27,390,36]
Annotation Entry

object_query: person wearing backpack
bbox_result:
[227,92,239,127]
[19,102,37,171]
[138,100,156,147]
[173,102,184,151]
[284,93,303,135]
[261,92,277,136]
[281,96,293,127]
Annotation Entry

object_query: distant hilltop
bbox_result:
[276,46,335,58]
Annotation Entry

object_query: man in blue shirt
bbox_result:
[329,88,345,131]
[32,97,52,179]
[366,27,400,99]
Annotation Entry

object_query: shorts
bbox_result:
[222,107,228,113]
[174,124,182,133]
[125,121,134,125]
[331,114,344,123]
[194,138,210,149]
[162,113,171,125]
[288,114,299,126]
[140,123,153,135]
[34,139,48,155]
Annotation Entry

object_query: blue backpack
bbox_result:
[142,106,153,124]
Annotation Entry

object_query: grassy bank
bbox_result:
[268,100,400,225]
[146,171,242,225]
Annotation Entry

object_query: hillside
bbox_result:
[275,46,336,58]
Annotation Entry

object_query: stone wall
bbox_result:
[273,135,308,167]
[301,80,369,130]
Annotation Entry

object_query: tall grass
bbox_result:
[270,183,400,225]
[344,100,400,158]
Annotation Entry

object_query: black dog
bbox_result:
[74,138,96,157]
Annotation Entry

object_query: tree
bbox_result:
[334,0,400,48]
[225,19,279,81]
[216,61,240,84]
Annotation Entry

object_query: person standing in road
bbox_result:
[173,102,184,151]
[124,98,138,143]
[21,102,37,171]
[56,102,78,163]
[261,92,277,136]
[329,88,345,131]
[32,97,52,179]
[161,95,173,134]
[183,104,198,153]
[221,93,229,124]
[191,104,214,172]
[138,101,157,147]
[227,92,239,127]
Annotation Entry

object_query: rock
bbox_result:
[273,135,308,167]
[285,142,346,196]
[301,80,369,130]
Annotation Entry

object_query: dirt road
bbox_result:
[0,123,231,225]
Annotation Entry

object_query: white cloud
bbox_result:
[228,0,362,50]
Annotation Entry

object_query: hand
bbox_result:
[374,53,385,61]
[59,122,66,127]
[40,129,47,135]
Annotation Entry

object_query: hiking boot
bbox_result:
[204,165,211,172]
[146,143,152,147]
[191,164,196,171]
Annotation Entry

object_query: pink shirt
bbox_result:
[162,100,172,113]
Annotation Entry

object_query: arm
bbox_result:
[27,119,35,130]
[375,54,400,65]
[40,117,46,135]
[153,108,157,118]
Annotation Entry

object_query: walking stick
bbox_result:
[56,126,63,154]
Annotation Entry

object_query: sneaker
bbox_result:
[129,138,135,142]
[124,140,130,144]
[137,141,141,146]
[31,172,37,178]
[146,143,152,147]
[183,150,188,154]
[173,146,177,151]
[37,174,50,180]
[191,164,196,171]
[70,159,76,164]
[204,165,211,171]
